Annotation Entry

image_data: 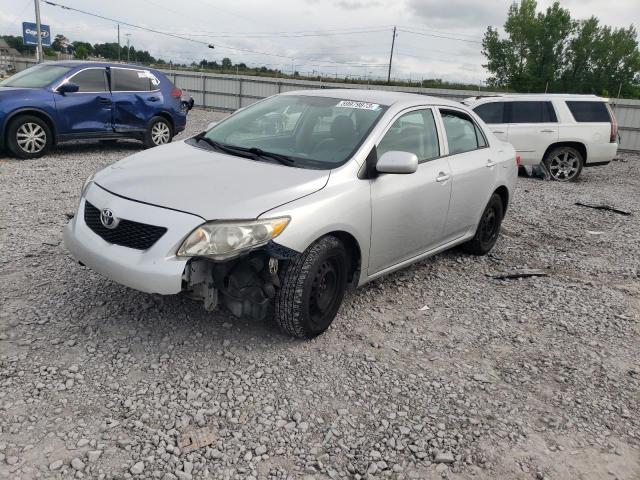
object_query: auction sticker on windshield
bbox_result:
[336,100,380,110]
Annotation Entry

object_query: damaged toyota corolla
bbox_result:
[64,89,518,338]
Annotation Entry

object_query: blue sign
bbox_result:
[22,22,51,46]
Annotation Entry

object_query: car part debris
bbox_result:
[575,202,631,216]
[490,269,548,280]
[177,426,216,453]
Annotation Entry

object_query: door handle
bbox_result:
[486,159,496,167]
[98,97,112,105]
[436,172,450,183]
[148,96,159,102]
[492,130,505,134]
[540,129,555,133]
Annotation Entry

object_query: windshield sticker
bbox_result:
[138,70,160,86]
[336,100,380,110]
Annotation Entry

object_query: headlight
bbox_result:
[177,217,290,260]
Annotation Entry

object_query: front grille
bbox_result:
[84,201,167,250]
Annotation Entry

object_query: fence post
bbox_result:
[202,74,206,108]
[238,78,243,110]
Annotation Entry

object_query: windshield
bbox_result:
[201,95,387,168]
[0,64,72,88]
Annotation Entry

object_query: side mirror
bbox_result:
[207,121,219,130]
[57,82,79,94]
[376,151,418,174]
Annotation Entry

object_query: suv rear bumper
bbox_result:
[586,143,617,165]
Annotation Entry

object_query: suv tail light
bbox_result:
[516,154,521,166]
[170,87,182,98]
[606,103,618,143]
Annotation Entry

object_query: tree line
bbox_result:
[483,0,640,97]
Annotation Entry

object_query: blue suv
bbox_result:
[0,61,192,159]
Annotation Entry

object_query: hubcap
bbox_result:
[309,259,340,328]
[480,206,499,245]
[549,151,579,181]
[16,122,46,153]
[151,122,171,145]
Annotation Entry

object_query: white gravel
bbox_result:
[0,108,639,479]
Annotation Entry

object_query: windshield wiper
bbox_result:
[230,146,296,166]
[192,133,295,166]
[193,134,255,159]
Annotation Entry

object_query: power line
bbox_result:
[168,28,391,39]
[397,28,482,44]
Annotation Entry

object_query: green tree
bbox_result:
[52,34,69,52]
[74,45,89,59]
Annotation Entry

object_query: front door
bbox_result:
[109,67,163,133]
[53,67,112,135]
[369,108,452,274]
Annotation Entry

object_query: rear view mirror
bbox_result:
[207,121,218,130]
[57,82,79,94]
[376,151,418,174]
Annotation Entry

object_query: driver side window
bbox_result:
[377,109,440,162]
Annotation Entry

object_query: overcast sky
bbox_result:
[1,0,638,84]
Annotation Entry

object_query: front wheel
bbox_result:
[544,146,583,182]
[6,115,52,159]
[274,236,349,339]
[143,116,173,148]
[461,193,504,255]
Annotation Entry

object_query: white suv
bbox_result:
[463,94,618,181]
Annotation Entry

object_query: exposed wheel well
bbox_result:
[494,185,509,214]
[6,110,57,145]
[324,231,361,287]
[543,142,587,163]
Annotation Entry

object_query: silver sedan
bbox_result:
[64,89,518,338]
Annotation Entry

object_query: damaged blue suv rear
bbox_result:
[0,61,192,159]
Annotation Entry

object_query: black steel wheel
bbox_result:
[275,236,348,338]
[461,193,504,255]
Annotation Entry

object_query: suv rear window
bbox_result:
[510,101,557,123]
[474,102,505,124]
[566,101,610,122]
[111,68,153,91]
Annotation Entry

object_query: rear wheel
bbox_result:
[461,193,504,255]
[6,115,52,159]
[274,236,348,339]
[143,116,173,148]
[544,146,583,182]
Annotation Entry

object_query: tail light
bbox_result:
[606,103,618,143]
[516,154,521,166]
[170,87,182,98]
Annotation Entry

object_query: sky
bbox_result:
[1,0,638,84]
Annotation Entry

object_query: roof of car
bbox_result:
[44,60,159,71]
[282,88,462,108]
[464,93,607,105]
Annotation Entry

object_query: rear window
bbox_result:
[510,101,557,123]
[474,102,505,124]
[111,68,154,91]
[566,101,610,122]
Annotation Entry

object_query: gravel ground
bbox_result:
[1,108,639,480]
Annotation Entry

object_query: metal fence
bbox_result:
[10,58,640,152]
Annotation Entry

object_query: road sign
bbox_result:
[22,22,51,47]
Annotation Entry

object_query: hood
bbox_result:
[0,86,43,97]
[93,140,330,220]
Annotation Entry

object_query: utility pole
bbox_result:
[117,24,120,62]
[34,0,44,63]
[387,26,396,84]
[126,34,131,63]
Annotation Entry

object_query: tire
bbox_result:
[274,236,349,339]
[6,115,52,159]
[143,116,173,148]
[544,146,583,182]
[461,193,504,255]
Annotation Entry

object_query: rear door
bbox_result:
[439,108,496,241]
[506,101,559,164]
[109,67,163,133]
[473,101,509,142]
[53,67,112,135]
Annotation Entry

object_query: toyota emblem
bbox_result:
[100,208,120,229]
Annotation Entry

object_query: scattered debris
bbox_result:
[65,212,75,220]
[575,202,631,216]
[177,426,217,453]
[490,269,548,280]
